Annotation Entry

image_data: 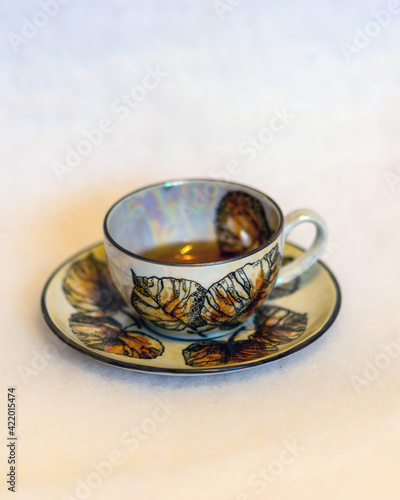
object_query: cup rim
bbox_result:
[103,178,284,267]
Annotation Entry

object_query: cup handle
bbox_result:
[275,209,328,286]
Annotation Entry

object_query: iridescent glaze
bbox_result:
[103,179,328,340]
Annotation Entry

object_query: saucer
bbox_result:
[41,242,341,375]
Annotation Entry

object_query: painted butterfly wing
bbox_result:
[130,272,208,331]
[69,313,124,351]
[63,253,124,317]
[200,245,280,328]
[251,305,307,344]
[183,304,308,368]
[215,190,272,258]
[69,313,164,358]
[118,331,164,359]
[182,341,229,367]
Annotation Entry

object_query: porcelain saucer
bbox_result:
[41,242,341,375]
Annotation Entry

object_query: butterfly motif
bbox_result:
[69,313,164,358]
[61,250,304,364]
[215,190,273,258]
[62,253,164,360]
[130,245,281,333]
[60,189,303,361]
[63,252,125,317]
[182,305,308,368]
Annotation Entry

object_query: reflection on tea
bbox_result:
[141,241,240,264]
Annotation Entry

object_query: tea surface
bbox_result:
[141,241,239,264]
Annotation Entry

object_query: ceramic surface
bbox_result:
[41,242,341,375]
[103,180,328,339]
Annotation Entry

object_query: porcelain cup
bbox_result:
[103,179,328,340]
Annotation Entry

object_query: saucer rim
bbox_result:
[41,241,342,376]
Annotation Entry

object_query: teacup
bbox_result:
[103,179,328,340]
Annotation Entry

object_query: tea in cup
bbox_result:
[103,179,328,340]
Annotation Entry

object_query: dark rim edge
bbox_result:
[102,178,285,268]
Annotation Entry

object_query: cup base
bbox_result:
[142,320,241,341]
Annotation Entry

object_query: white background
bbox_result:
[1,1,400,499]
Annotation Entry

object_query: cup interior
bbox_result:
[104,180,282,262]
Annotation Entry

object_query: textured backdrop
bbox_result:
[1,1,400,499]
